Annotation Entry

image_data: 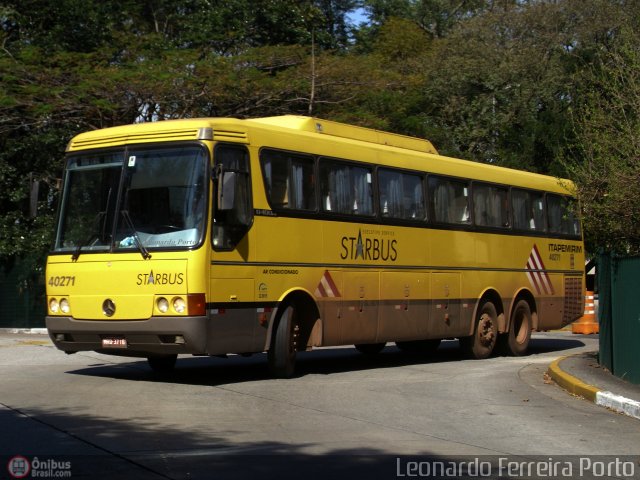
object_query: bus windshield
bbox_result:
[54,145,208,255]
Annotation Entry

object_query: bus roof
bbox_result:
[66,115,575,195]
[67,116,437,153]
[250,116,439,154]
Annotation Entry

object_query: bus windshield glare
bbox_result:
[54,145,208,255]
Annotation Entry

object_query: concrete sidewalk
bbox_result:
[548,351,640,420]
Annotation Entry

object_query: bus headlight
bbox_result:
[173,297,186,314]
[59,298,70,314]
[157,297,169,313]
[49,298,59,313]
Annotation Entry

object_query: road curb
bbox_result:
[547,355,640,420]
[547,356,599,402]
[596,391,640,420]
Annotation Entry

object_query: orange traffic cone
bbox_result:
[572,290,599,334]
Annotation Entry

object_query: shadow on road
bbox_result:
[0,399,436,480]
[66,333,587,387]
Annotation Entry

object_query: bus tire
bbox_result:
[503,299,532,356]
[460,301,498,359]
[147,354,177,374]
[268,304,298,378]
[355,343,386,355]
[396,339,441,354]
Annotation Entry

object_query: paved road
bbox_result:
[1,332,639,479]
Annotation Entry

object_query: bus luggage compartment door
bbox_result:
[339,271,379,345]
[430,273,464,337]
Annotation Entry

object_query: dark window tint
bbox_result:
[379,169,426,221]
[429,176,470,225]
[261,149,316,211]
[512,189,545,231]
[212,144,252,250]
[473,183,509,228]
[547,194,581,237]
[320,160,374,216]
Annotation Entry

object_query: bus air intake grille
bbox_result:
[69,129,201,149]
[212,129,248,142]
[563,277,584,323]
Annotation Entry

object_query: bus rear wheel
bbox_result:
[268,304,299,378]
[460,301,498,359]
[501,299,532,356]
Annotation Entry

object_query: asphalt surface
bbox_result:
[1,330,639,480]
[7,328,640,416]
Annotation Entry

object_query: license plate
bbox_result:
[102,337,127,348]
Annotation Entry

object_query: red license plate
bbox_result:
[102,337,127,348]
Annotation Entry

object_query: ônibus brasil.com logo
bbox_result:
[7,456,72,478]
[7,456,30,479]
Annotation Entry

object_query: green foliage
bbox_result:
[1,0,640,262]
[565,26,640,255]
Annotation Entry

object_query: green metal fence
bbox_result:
[598,253,640,384]
[0,258,46,329]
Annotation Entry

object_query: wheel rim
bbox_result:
[478,312,496,347]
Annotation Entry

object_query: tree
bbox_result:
[566,26,640,255]
[2,0,640,266]
[412,1,577,171]
[0,0,365,265]
[354,0,492,51]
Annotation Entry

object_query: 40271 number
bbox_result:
[48,276,76,287]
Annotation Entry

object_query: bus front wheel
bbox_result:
[268,304,299,378]
[460,302,498,359]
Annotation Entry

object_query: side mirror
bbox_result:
[217,170,236,211]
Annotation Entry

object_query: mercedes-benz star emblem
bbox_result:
[102,299,116,317]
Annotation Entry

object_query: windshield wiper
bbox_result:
[71,233,99,261]
[120,210,152,260]
[71,211,107,261]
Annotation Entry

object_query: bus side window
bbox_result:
[261,150,289,207]
[212,144,252,251]
[512,189,545,231]
[547,194,581,237]
[473,183,509,228]
[429,176,470,225]
[379,168,426,220]
[261,149,316,211]
[320,159,374,217]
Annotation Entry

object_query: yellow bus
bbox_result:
[46,116,584,377]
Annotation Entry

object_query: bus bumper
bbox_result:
[45,316,208,356]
